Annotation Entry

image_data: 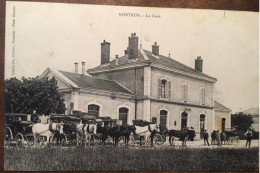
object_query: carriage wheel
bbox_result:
[4,127,13,146]
[153,134,164,147]
[15,133,26,146]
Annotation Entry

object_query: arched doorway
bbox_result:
[181,112,188,129]
[221,118,226,132]
[119,107,128,125]
[200,114,206,138]
[160,110,168,130]
[88,104,100,117]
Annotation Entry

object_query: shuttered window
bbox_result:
[158,79,171,99]
[182,83,188,101]
[200,87,205,105]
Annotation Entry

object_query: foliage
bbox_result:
[4,77,65,115]
[4,146,259,171]
[231,112,254,132]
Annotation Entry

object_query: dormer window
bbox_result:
[158,79,171,99]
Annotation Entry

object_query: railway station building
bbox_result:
[40,33,231,137]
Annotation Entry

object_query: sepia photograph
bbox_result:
[3,1,259,171]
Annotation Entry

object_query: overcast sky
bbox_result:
[5,1,259,113]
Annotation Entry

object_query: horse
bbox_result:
[32,122,63,146]
[220,132,228,145]
[116,125,136,147]
[134,123,159,146]
[211,130,222,146]
[75,120,85,145]
[105,125,121,146]
[83,123,97,146]
[56,123,77,145]
[168,128,193,146]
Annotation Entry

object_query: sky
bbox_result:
[5,1,259,113]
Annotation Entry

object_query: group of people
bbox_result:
[201,128,254,148]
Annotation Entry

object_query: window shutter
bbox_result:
[168,81,171,99]
[158,79,161,97]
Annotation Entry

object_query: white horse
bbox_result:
[83,124,97,146]
[134,123,159,146]
[32,122,62,146]
[75,120,85,145]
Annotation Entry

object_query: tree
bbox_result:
[231,112,254,132]
[5,77,65,115]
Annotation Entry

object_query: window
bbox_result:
[182,83,188,101]
[119,107,128,125]
[161,80,166,98]
[160,110,167,128]
[158,79,171,99]
[88,104,100,117]
[181,112,188,129]
[200,87,205,105]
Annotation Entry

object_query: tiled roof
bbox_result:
[88,49,216,80]
[59,70,133,95]
[143,50,214,79]
[214,101,231,112]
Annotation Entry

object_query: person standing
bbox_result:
[245,128,253,147]
[203,130,210,146]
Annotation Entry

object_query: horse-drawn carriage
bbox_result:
[223,128,239,143]
[48,114,82,146]
[129,119,164,147]
[4,113,34,146]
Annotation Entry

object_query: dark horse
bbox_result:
[54,123,77,145]
[104,125,136,146]
[168,129,195,146]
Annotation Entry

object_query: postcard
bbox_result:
[4,1,259,171]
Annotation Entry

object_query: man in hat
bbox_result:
[245,128,253,147]
[203,130,210,146]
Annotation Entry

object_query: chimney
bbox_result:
[101,40,110,64]
[128,33,138,59]
[81,62,86,75]
[74,62,78,74]
[115,55,119,65]
[195,56,203,72]
[152,42,159,56]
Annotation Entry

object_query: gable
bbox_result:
[45,71,71,89]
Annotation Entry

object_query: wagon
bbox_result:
[4,113,34,146]
[129,119,165,147]
[223,127,240,143]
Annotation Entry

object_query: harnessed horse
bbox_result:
[134,123,159,146]
[83,124,97,146]
[168,128,191,146]
[32,122,63,146]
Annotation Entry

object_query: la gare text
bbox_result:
[119,13,161,18]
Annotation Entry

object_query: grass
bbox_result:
[4,146,259,171]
